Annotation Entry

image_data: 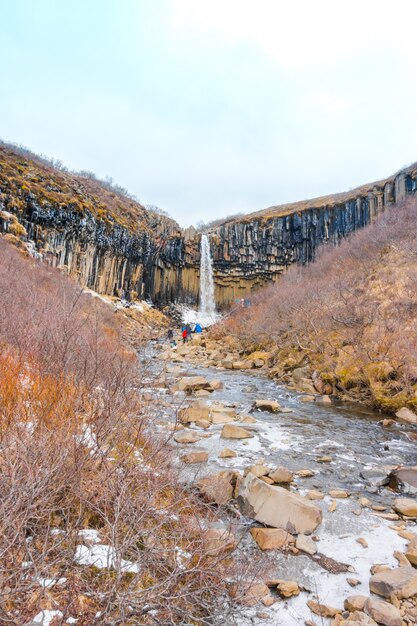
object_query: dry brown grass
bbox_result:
[0,240,247,625]
[213,197,417,412]
[0,143,179,236]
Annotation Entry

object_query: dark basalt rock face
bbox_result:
[1,169,417,308]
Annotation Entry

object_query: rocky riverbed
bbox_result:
[141,335,417,626]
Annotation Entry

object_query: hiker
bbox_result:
[182,328,188,344]
[167,328,173,341]
[195,323,202,333]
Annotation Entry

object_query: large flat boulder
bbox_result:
[237,473,322,534]
[177,376,212,392]
[369,566,417,599]
[173,430,201,444]
[405,535,417,565]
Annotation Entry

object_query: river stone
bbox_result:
[369,566,417,599]
[276,580,300,598]
[241,415,257,424]
[393,497,417,517]
[211,412,235,424]
[250,527,294,550]
[395,407,417,424]
[329,489,349,498]
[296,534,317,555]
[179,400,210,423]
[405,536,417,565]
[230,582,270,607]
[247,464,270,478]
[360,468,390,487]
[219,448,237,458]
[268,466,294,483]
[204,527,237,556]
[237,473,322,534]
[221,424,254,439]
[173,431,201,444]
[307,600,341,617]
[388,467,417,494]
[177,376,212,392]
[252,399,282,412]
[197,470,238,505]
[209,379,223,390]
[195,419,210,429]
[343,611,379,625]
[181,451,208,464]
[307,489,324,500]
[344,596,367,612]
[364,597,402,626]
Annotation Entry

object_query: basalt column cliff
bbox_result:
[1,143,416,308]
[156,164,417,307]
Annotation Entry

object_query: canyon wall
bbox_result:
[1,144,417,309]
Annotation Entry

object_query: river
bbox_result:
[143,340,417,625]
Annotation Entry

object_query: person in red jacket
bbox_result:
[182,328,188,344]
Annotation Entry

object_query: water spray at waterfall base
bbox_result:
[181,234,220,328]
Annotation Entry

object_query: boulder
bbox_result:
[360,468,390,487]
[211,412,235,424]
[197,470,238,505]
[329,489,349,498]
[307,600,341,618]
[241,415,257,424]
[230,582,270,607]
[268,466,294,483]
[369,566,417,599]
[363,597,402,626]
[177,376,212,392]
[343,611,379,625]
[405,535,417,566]
[219,448,237,459]
[247,464,270,478]
[393,497,417,517]
[237,473,322,534]
[204,527,237,556]
[296,469,315,477]
[209,379,223,391]
[296,534,317,555]
[173,431,201,444]
[307,490,324,500]
[317,455,333,463]
[252,399,282,413]
[388,466,417,495]
[395,407,417,424]
[179,400,210,424]
[233,360,253,370]
[181,451,209,464]
[250,527,294,550]
[276,580,300,598]
[344,596,367,612]
[195,419,211,429]
[221,424,254,439]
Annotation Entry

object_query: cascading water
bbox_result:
[199,234,216,319]
[180,233,219,327]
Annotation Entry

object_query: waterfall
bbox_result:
[199,234,216,317]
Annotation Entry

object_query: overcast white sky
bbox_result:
[1,0,417,226]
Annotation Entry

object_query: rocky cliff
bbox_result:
[1,142,417,308]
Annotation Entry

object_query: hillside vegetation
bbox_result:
[0,241,241,625]
[0,141,179,236]
[213,198,417,413]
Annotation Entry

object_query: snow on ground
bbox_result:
[30,611,63,625]
[74,543,139,573]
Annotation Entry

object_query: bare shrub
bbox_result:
[214,198,417,411]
